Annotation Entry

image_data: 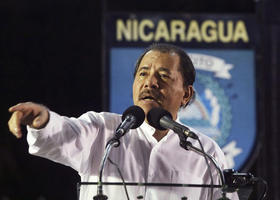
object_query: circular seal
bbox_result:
[179,73,232,147]
[179,72,246,169]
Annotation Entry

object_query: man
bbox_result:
[8,43,238,199]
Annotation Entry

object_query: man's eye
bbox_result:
[139,72,147,76]
[160,74,170,78]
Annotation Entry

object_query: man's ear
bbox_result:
[182,85,194,107]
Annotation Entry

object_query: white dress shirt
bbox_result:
[27,111,238,200]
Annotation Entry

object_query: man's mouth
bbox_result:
[141,96,156,101]
[139,92,162,105]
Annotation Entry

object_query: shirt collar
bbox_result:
[140,121,156,136]
[139,120,175,145]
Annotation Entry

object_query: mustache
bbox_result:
[138,89,164,103]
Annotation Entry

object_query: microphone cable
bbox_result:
[257,177,268,200]
[108,157,130,200]
[197,138,214,200]
[251,177,268,200]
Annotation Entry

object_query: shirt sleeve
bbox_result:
[26,110,115,173]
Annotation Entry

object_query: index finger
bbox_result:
[9,103,24,112]
[8,102,33,113]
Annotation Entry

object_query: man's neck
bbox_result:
[153,129,168,142]
[144,118,169,141]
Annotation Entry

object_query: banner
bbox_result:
[105,13,257,170]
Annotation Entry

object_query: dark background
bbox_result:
[0,0,279,199]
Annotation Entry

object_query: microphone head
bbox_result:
[122,105,145,129]
[147,107,173,130]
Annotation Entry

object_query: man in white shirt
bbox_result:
[8,43,238,199]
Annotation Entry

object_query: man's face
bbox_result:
[133,50,193,120]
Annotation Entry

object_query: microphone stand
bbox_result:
[93,138,120,200]
[92,105,145,200]
[179,136,230,200]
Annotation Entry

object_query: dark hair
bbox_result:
[133,43,196,87]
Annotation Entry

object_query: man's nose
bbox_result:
[144,74,159,89]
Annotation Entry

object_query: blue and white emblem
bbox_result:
[179,51,256,170]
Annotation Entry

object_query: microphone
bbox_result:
[115,105,145,138]
[147,107,198,140]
